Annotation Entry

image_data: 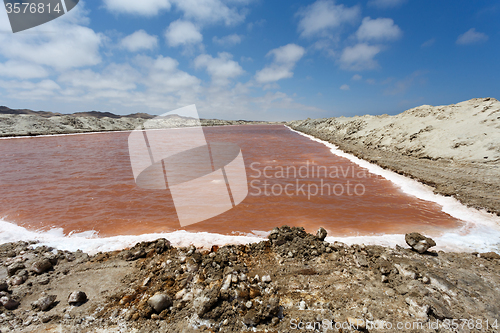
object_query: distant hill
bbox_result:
[0,106,154,119]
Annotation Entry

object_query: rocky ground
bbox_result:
[287,98,500,216]
[0,109,274,138]
[1,226,500,332]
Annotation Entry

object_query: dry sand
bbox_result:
[287,98,500,215]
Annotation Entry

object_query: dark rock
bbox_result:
[147,293,172,313]
[316,227,327,241]
[30,259,52,274]
[0,280,8,292]
[7,262,25,277]
[479,252,500,259]
[9,275,25,286]
[405,232,436,253]
[68,291,87,305]
[426,296,454,319]
[243,309,260,326]
[123,249,146,261]
[195,285,220,317]
[0,296,19,310]
[32,295,57,311]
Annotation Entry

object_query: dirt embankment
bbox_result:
[1,226,500,332]
[287,98,500,216]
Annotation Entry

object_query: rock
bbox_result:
[355,254,369,267]
[9,275,25,286]
[245,300,253,309]
[405,232,436,253]
[480,252,500,259]
[316,227,327,241]
[194,286,220,317]
[68,291,87,305]
[243,309,260,326]
[220,274,232,292]
[123,249,146,261]
[32,295,57,312]
[261,275,272,283]
[249,287,261,299]
[0,296,19,310]
[7,262,25,277]
[30,259,52,274]
[147,293,172,313]
[0,280,8,291]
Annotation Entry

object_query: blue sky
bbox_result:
[0,0,498,120]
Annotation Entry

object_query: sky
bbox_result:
[0,0,498,121]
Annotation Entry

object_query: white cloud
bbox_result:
[194,52,244,85]
[340,84,350,90]
[213,34,243,46]
[297,0,360,37]
[356,17,402,41]
[120,30,158,52]
[103,0,171,16]
[340,43,381,71]
[0,61,49,79]
[456,28,489,45]
[165,20,203,47]
[0,4,102,70]
[368,0,406,8]
[145,56,201,91]
[58,64,139,91]
[255,44,306,83]
[0,79,60,100]
[268,44,306,64]
[421,38,435,48]
[171,0,246,26]
[351,74,362,80]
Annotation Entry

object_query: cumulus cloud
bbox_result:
[340,84,350,90]
[0,3,102,70]
[194,52,244,85]
[351,74,362,80]
[213,34,243,46]
[58,64,139,91]
[165,20,203,47]
[0,79,61,100]
[356,17,402,41]
[297,0,360,37]
[340,43,381,71]
[255,44,306,83]
[171,0,246,26]
[0,61,49,79]
[120,30,158,52]
[103,0,171,16]
[456,28,489,45]
[368,0,406,8]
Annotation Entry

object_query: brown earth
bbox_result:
[1,226,499,332]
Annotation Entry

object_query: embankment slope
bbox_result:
[287,98,500,215]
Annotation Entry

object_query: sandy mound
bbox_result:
[293,98,500,163]
[288,98,500,215]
